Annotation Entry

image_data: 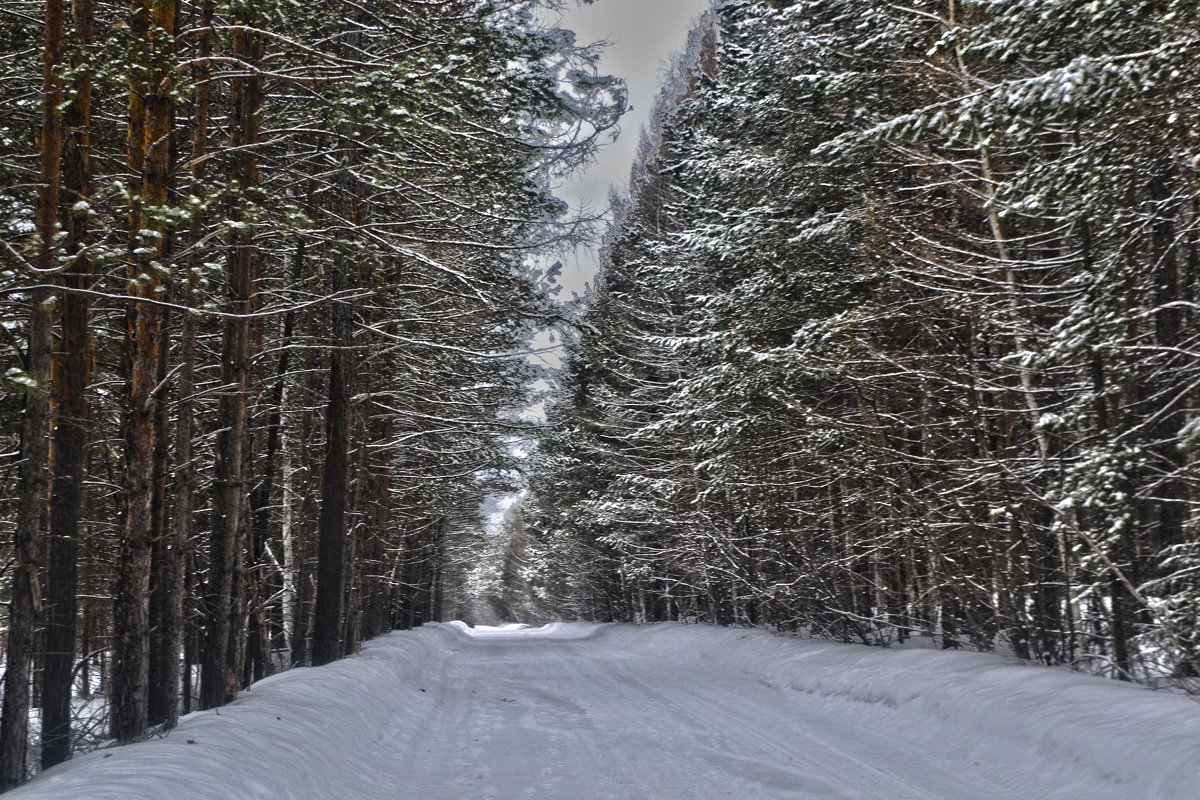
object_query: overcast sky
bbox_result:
[548,0,713,291]
[513,0,713,413]
[501,2,714,494]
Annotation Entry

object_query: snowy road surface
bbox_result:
[12,622,1200,799]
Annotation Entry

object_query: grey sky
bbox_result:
[518,0,712,386]
[550,0,713,291]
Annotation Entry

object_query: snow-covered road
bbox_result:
[392,625,1015,799]
[12,622,1200,799]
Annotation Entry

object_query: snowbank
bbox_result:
[588,623,1200,798]
[9,628,457,800]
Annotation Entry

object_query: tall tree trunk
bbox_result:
[312,274,353,666]
[175,0,211,718]
[146,12,185,726]
[0,0,64,783]
[202,10,261,709]
[42,0,95,768]
[148,297,182,727]
[291,319,319,666]
[113,0,175,743]
[1146,168,1186,557]
[312,125,363,667]
[342,435,367,655]
[244,241,305,683]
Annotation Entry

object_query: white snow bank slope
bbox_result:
[10,622,1200,799]
[593,624,1200,798]
[11,628,456,800]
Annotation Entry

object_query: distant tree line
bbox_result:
[0,0,619,786]
[522,0,1200,688]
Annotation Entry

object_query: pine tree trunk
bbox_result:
[147,45,181,724]
[291,327,319,666]
[244,244,303,682]
[202,12,260,709]
[312,127,362,667]
[175,0,210,718]
[1145,169,1186,562]
[312,277,353,666]
[148,297,182,727]
[41,0,93,770]
[1,0,64,784]
[113,0,175,742]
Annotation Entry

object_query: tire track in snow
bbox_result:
[369,625,1043,800]
[11,622,1197,799]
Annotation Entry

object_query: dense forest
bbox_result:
[0,0,620,786]
[4,0,1200,789]
[515,0,1200,689]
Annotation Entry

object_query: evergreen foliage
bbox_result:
[0,0,620,779]
[523,0,1200,686]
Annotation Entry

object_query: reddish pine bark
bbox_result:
[42,0,96,769]
[0,0,64,786]
[113,0,175,743]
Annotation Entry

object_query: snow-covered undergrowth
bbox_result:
[9,622,1200,799]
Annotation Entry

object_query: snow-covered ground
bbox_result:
[10,622,1200,799]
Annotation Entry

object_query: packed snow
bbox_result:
[10,622,1200,799]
